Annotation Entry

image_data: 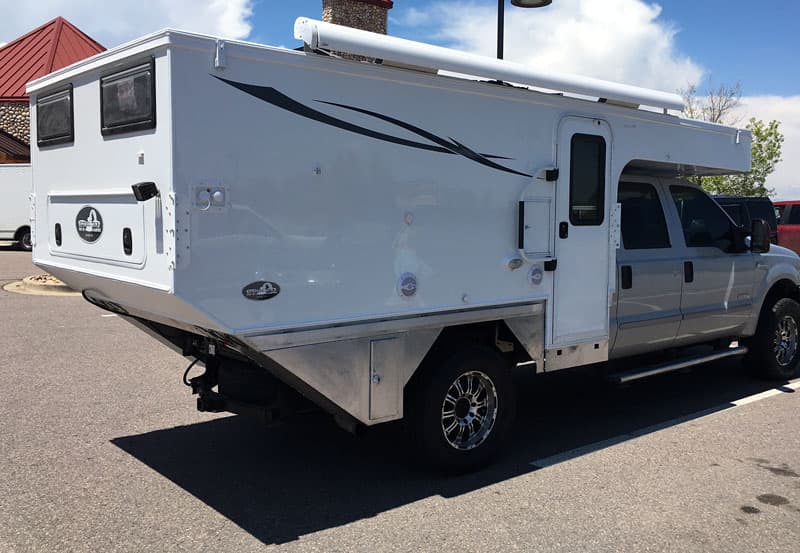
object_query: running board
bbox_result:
[609,346,749,384]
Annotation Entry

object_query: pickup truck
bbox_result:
[27,24,800,471]
[614,179,800,384]
[714,195,778,244]
[774,201,800,255]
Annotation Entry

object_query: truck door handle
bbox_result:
[684,261,694,283]
[559,221,569,239]
[621,265,632,289]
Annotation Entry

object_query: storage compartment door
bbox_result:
[47,192,146,266]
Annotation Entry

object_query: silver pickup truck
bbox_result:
[612,177,800,382]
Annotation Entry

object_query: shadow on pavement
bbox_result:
[112,358,792,545]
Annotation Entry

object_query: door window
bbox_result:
[618,182,670,249]
[746,200,777,231]
[787,205,800,225]
[720,203,745,226]
[669,185,735,250]
[775,204,786,223]
[569,134,606,226]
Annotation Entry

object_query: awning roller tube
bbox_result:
[294,17,685,112]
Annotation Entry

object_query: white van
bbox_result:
[0,164,32,250]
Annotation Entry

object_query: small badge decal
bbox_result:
[397,272,417,298]
[528,264,544,286]
[242,281,280,301]
[76,206,103,243]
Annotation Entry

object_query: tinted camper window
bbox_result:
[101,59,156,136]
[37,85,73,147]
[570,134,605,226]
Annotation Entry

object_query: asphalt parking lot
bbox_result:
[1,247,799,552]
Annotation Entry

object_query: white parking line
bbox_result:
[100,314,117,318]
[530,379,800,468]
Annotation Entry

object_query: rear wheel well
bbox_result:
[14,225,30,241]
[405,320,527,392]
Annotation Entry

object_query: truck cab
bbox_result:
[613,177,800,375]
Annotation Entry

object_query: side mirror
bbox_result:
[751,219,771,253]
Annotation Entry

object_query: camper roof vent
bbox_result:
[294,17,684,112]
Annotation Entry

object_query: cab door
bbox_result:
[666,184,756,342]
[612,180,682,358]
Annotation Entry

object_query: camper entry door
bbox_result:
[551,117,612,346]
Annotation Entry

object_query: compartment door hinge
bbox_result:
[28,193,36,247]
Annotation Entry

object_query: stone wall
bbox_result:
[323,0,391,34]
[322,0,392,60]
[0,102,30,145]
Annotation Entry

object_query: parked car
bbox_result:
[714,195,778,244]
[774,201,800,254]
[0,164,32,251]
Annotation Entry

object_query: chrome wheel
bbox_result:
[774,315,798,367]
[441,370,498,451]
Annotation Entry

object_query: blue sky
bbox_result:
[251,0,799,96]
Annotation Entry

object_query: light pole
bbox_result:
[497,0,552,59]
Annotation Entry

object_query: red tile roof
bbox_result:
[0,17,105,102]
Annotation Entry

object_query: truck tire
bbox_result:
[406,346,516,473]
[747,297,800,380]
[16,227,32,251]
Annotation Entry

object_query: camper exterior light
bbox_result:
[511,0,552,7]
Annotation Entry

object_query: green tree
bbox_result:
[680,82,784,197]
[701,119,784,197]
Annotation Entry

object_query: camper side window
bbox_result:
[36,85,73,147]
[101,58,156,136]
[569,134,605,226]
[618,182,670,249]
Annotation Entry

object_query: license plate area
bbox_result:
[47,192,146,267]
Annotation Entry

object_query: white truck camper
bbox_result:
[0,164,33,250]
[28,19,800,471]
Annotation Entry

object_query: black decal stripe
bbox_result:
[318,100,531,177]
[214,76,450,154]
[214,76,529,177]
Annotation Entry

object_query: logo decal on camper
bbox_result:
[213,76,533,178]
[398,272,418,298]
[242,281,281,301]
[76,206,103,243]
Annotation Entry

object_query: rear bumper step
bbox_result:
[609,346,749,384]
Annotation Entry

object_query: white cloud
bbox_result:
[397,1,797,199]
[0,0,254,48]
[396,0,703,92]
[737,96,800,200]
